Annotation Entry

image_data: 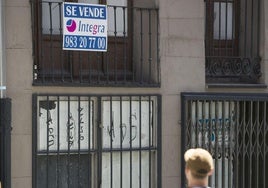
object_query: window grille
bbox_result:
[181,93,268,188]
[30,0,160,87]
[0,99,11,188]
[32,94,161,188]
[205,0,261,84]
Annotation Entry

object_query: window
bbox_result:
[31,0,160,86]
[206,0,239,57]
[205,0,261,84]
[33,94,161,188]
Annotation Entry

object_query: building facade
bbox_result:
[1,0,268,187]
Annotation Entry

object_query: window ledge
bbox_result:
[206,83,267,89]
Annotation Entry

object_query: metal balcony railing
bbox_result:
[30,1,160,87]
[205,0,261,84]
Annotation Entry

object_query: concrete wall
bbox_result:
[4,0,268,188]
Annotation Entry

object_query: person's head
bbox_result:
[184,148,214,186]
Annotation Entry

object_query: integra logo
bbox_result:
[66,19,77,32]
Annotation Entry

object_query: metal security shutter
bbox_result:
[181,93,268,188]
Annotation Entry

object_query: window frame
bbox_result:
[205,0,262,84]
[205,0,240,57]
[33,0,133,83]
[32,94,162,188]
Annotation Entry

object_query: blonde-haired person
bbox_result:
[184,148,214,188]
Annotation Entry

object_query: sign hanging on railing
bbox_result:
[63,2,107,51]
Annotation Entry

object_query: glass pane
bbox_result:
[102,152,150,188]
[213,2,234,40]
[42,0,63,34]
[36,155,91,188]
[107,0,128,36]
[102,100,153,149]
[37,97,95,152]
[42,0,99,35]
[78,0,98,4]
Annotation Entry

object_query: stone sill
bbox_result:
[206,83,267,89]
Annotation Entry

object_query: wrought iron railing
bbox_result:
[181,92,268,188]
[0,98,11,188]
[32,94,161,188]
[30,1,160,87]
[205,0,261,84]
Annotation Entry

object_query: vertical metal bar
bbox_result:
[235,101,239,188]
[139,9,144,84]
[250,0,254,57]
[31,0,37,83]
[263,102,267,188]
[157,95,162,188]
[180,95,186,187]
[156,9,160,85]
[56,96,60,188]
[210,0,215,57]
[67,96,70,188]
[109,96,113,188]
[40,1,45,82]
[231,0,235,56]
[218,2,222,56]
[214,101,219,187]
[249,101,253,188]
[148,96,152,188]
[150,96,153,188]
[195,101,198,147]
[78,97,81,188]
[98,52,102,83]
[256,101,260,188]
[46,96,49,188]
[70,52,73,83]
[201,101,205,148]
[113,6,118,82]
[123,7,127,82]
[242,101,245,188]
[129,97,133,188]
[231,101,235,188]
[131,6,135,83]
[228,101,232,188]
[97,96,102,187]
[88,51,92,83]
[222,101,226,188]
[33,96,41,188]
[225,0,228,56]
[48,2,54,81]
[257,0,260,56]
[189,101,193,147]
[32,95,37,188]
[244,0,248,56]
[59,2,64,82]
[208,101,213,150]
[208,100,213,187]
[88,96,92,188]
[139,96,142,188]
[79,51,83,83]
[119,96,123,188]
[148,9,152,83]
[205,1,209,56]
